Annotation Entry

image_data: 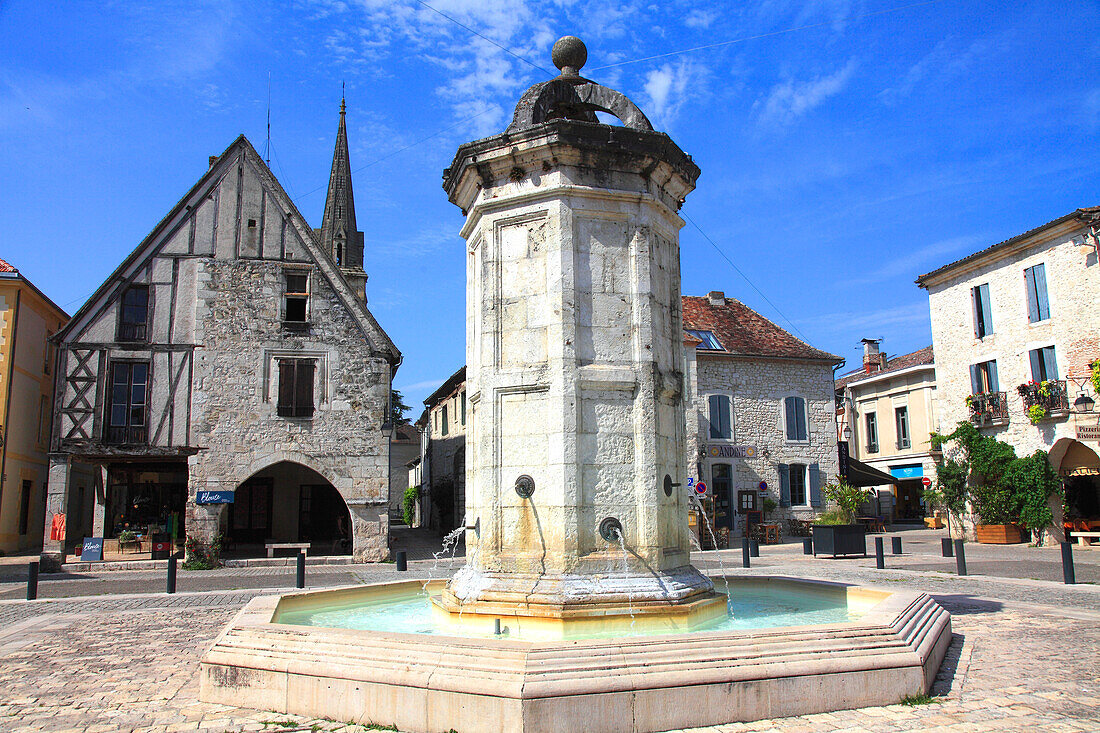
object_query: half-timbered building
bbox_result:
[41,104,400,569]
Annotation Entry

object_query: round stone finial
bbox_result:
[551,36,587,76]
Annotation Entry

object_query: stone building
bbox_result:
[415,292,843,541]
[387,422,420,521]
[835,341,937,521]
[419,366,466,532]
[917,206,1100,537]
[0,259,70,553]
[683,292,842,538]
[41,103,400,569]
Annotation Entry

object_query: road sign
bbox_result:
[921,477,932,488]
[695,481,708,496]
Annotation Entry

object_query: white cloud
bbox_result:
[836,235,987,288]
[755,59,857,125]
[641,59,704,130]
[683,9,718,29]
[798,302,930,334]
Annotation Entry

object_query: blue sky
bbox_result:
[2,1,1097,410]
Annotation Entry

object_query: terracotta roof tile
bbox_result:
[682,295,841,363]
[834,345,934,391]
[0,257,16,273]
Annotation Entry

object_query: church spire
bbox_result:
[320,89,367,299]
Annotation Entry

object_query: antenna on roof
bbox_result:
[265,71,272,164]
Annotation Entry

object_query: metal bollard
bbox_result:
[742,537,750,568]
[395,550,408,572]
[954,539,967,576]
[166,556,177,595]
[1062,542,1076,585]
[296,552,306,589]
[874,537,885,569]
[891,536,902,555]
[749,539,760,558]
[941,537,953,557]
[803,538,813,555]
[26,561,39,601]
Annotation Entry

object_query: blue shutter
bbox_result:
[1034,264,1049,320]
[1042,347,1058,381]
[784,397,796,440]
[989,361,1000,392]
[1029,349,1042,382]
[809,463,823,507]
[720,395,731,438]
[970,364,981,394]
[1025,267,1040,323]
[778,464,791,507]
[708,395,721,438]
[972,287,981,337]
[979,284,993,335]
[798,398,808,440]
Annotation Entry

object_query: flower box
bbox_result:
[975,524,1025,544]
[812,524,867,557]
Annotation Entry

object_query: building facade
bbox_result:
[683,292,842,540]
[387,422,420,521]
[420,367,466,532]
[0,260,69,553]
[41,108,400,569]
[917,206,1100,537]
[835,341,937,521]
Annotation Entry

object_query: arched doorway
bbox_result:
[1058,440,1100,530]
[227,461,351,556]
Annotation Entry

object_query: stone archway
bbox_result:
[1055,439,1100,530]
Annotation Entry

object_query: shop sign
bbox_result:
[1077,425,1100,442]
[890,465,924,479]
[705,444,757,459]
[196,490,235,505]
[80,537,104,562]
[838,441,850,479]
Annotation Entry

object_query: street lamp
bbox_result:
[380,420,395,439]
[1074,391,1095,413]
[842,425,852,443]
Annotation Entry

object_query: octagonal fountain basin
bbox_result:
[200,575,952,733]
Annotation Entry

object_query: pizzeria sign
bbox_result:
[705,445,758,459]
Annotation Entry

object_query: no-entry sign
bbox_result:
[921,477,932,488]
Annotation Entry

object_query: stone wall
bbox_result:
[688,353,840,530]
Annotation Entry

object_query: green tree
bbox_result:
[390,389,412,426]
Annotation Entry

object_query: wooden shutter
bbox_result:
[278,361,295,417]
[795,398,807,441]
[1033,264,1049,320]
[784,398,796,440]
[719,396,731,438]
[708,395,722,438]
[970,364,981,394]
[1029,349,1043,382]
[1025,266,1040,323]
[988,360,1000,392]
[295,361,315,418]
[778,464,790,507]
[978,284,993,335]
[1042,347,1058,381]
[809,463,823,507]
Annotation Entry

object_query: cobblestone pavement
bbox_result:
[0,555,1098,732]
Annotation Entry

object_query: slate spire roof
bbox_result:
[319,95,365,274]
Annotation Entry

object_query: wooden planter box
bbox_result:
[812,524,867,557]
[975,524,1025,544]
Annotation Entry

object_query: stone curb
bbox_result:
[59,555,373,573]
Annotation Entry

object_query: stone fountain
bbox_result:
[199,37,952,733]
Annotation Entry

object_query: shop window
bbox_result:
[118,285,149,342]
[708,394,731,439]
[284,271,310,325]
[1024,263,1050,323]
[784,396,808,442]
[277,359,316,418]
[970,359,1000,394]
[107,361,149,443]
[1029,346,1058,381]
[895,406,911,450]
[972,283,993,338]
[865,412,879,453]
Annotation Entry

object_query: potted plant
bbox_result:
[761,497,777,517]
[811,479,871,557]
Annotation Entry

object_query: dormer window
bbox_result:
[686,329,723,350]
[283,271,310,328]
[118,285,149,342]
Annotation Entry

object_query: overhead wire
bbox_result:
[413,0,553,76]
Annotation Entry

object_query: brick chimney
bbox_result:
[707,290,725,306]
[861,338,882,374]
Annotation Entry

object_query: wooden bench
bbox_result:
[1070,531,1100,547]
[265,542,310,558]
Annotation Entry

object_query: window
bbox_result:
[970,359,999,394]
[686,329,723,350]
[1024,263,1050,323]
[789,464,807,506]
[708,394,732,439]
[972,283,993,338]
[18,480,32,535]
[107,361,148,443]
[784,396,808,442]
[441,404,449,436]
[277,359,315,418]
[895,406,911,449]
[118,285,149,341]
[284,271,310,324]
[1029,346,1058,382]
[865,412,879,453]
[460,391,466,426]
